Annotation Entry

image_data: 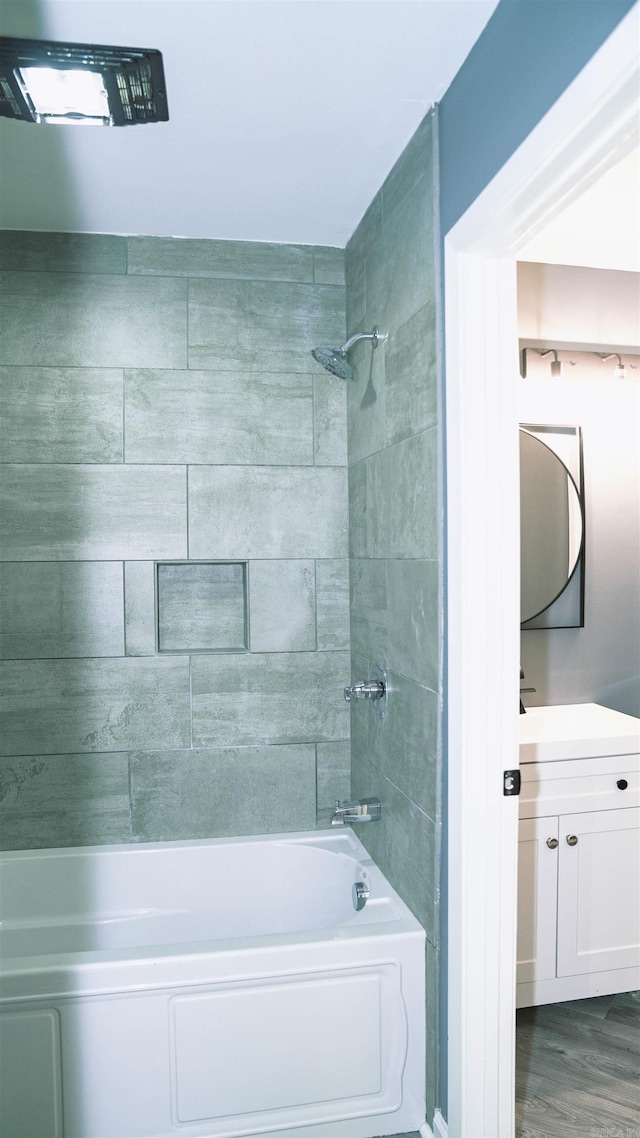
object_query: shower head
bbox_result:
[311,346,353,380]
[311,326,388,379]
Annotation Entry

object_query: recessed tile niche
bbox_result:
[156,562,247,653]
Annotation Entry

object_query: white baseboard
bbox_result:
[432,1109,448,1138]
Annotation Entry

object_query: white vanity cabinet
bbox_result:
[516,704,640,1008]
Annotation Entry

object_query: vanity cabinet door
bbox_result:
[517,816,559,985]
[557,806,640,977]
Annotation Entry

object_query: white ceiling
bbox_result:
[0,0,499,246]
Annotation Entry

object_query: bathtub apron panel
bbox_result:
[0,831,426,1138]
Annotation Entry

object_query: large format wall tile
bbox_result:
[384,301,437,447]
[188,279,345,372]
[386,559,440,691]
[124,562,157,656]
[365,175,434,338]
[348,462,368,559]
[347,195,383,272]
[313,375,348,466]
[0,658,191,756]
[1,465,187,560]
[346,332,386,463]
[316,741,351,813]
[345,254,366,339]
[382,112,434,228]
[313,247,345,286]
[349,558,387,661]
[0,562,124,659]
[189,466,347,559]
[0,231,127,274]
[370,668,438,823]
[351,749,436,938]
[366,429,438,560]
[316,560,350,650]
[381,780,436,940]
[0,272,187,368]
[191,652,350,747]
[124,369,313,465]
[0,753,131,850]
[128,237,314,281]
[0,366,123,463]
[130,745,317,841]
[249,561,315,652]
[347,650,373,793]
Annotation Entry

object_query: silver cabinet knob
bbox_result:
[546,837,559,849]
[566,834,578,846]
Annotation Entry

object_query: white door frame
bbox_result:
[444,8,640,1136]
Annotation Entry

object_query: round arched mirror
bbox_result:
[520,429,583,624]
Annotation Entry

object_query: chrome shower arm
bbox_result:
[341,326,388,353]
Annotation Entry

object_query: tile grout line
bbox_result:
[127,750,134,840]
[185,274,190,371]
[189,654,193,749]
[121,367,125,463]
[186,465,190,560]
[311,374,317,467]
[122,560,128,657]
[313,559,319,652]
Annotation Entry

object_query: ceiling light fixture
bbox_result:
[0,36,168,126]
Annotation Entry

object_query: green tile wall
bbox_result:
[191,652,350,748]
[0,562,124,659]
[248,561,316,652]
[1,465,188,561]
[344,109,442,1125]
[0,272,188,368]
[0,366,123,463]
[124,369,314,465]
[0,232,348,850]
[188,278,345,372]
[188,465,348,560]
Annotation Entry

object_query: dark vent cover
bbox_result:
[0,36,168,125]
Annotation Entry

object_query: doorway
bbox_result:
[444,8,640,1136]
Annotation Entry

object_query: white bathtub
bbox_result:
[0,829,426,1138]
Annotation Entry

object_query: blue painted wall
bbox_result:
[439,0,637,236]
[437,0,637,1118]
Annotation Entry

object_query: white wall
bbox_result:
[518,261,640,349]
[518,261,640,716]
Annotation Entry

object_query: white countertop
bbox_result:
[519,703,640,763]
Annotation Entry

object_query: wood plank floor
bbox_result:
[516,990,640,1138]
[377,993,638,1138]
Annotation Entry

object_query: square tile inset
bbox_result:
[157,563,247,653]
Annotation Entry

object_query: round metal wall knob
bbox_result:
[546,837,559,849]
[566,834,578,846]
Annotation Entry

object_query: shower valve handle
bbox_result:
[344,681,386,702]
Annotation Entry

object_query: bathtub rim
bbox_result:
[0,828,426,1004]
